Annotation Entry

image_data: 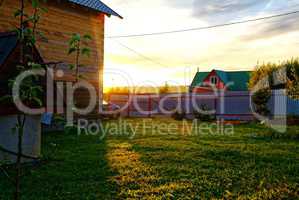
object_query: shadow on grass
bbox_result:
[0,131,117,200]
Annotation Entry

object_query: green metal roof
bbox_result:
[226,71,251,91]
[214,70,228,83]
[190,71,209,87]
[191,70,251,91]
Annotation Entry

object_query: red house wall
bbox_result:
[192,87,214,93]
[192,70,227,93]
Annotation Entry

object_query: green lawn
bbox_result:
[0,118,299,199]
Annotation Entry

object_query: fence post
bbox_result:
[107,93,111,112]
[127,93,130,117]
[214,97,218,120]
[148,95,152,117]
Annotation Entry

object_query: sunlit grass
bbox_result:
[106,118,299,199]
[0,118,298,199]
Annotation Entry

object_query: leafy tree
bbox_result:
[0,1,47,199]
[68,33,92,81]
[252,88,271,116]
[193,104,216,122]
[285,59,299,99]
[249,58,299,99]
[248,62,278,90]
[172,109,186,121]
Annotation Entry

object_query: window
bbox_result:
[210,76,218,85]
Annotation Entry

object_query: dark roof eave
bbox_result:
[67,0,123,19]
[98,0,123,19]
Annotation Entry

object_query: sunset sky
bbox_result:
[103,0,299,88]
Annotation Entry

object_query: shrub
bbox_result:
[194,104,216,122]
[172,109,186,120]
[249,63,278,90]
[252,89,271,117]
[249,58,299,99]
[287,115,299,126]
[285,59,299,99]
[256,128,299,140]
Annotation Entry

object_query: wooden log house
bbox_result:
[0,0,122,114]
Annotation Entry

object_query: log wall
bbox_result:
[0,0,105,110]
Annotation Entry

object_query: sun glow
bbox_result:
[104,0,299,88]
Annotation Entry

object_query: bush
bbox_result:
[288,115,299,125]
[256,128,299,140]
[172,109,186,121]
[249,63,278,90]
[252,89,271,117]
[194,104,216,122]
[249,58,299,99]
[286,59,299,98]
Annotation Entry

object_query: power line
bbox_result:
[112,39,169,68]
[106,10,299,39]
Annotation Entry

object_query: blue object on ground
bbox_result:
[41,113,53,125]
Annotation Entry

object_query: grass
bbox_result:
[0,118,298,199]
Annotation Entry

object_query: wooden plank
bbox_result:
[0,0,105,113]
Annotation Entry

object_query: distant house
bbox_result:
[0,0,122,111]
[190,69,251,93]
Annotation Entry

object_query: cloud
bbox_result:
[166,0,272,22]
[240,16,299,41]
[193,0,267,18]
[164,0,299,41]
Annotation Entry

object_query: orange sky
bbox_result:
[103,0,299,88]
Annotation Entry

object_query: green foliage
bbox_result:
[194,104,216,122]
[249,58,299,99]
[285,59,299,99]
[68,33,92,81]
[0,95,12,104]
[271,129,299,139]
[252,88,271,116]
[252,124,299,139]
[68,64,75,70]
[81,47,91,57]
[249,62,278,90]
[0,1,47,109]
[31,0,39,8]
[2,1,48,199]
[68,34,92,57]
[172,109,186,120]
[13,1,47,44]
[82,34,92,41]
